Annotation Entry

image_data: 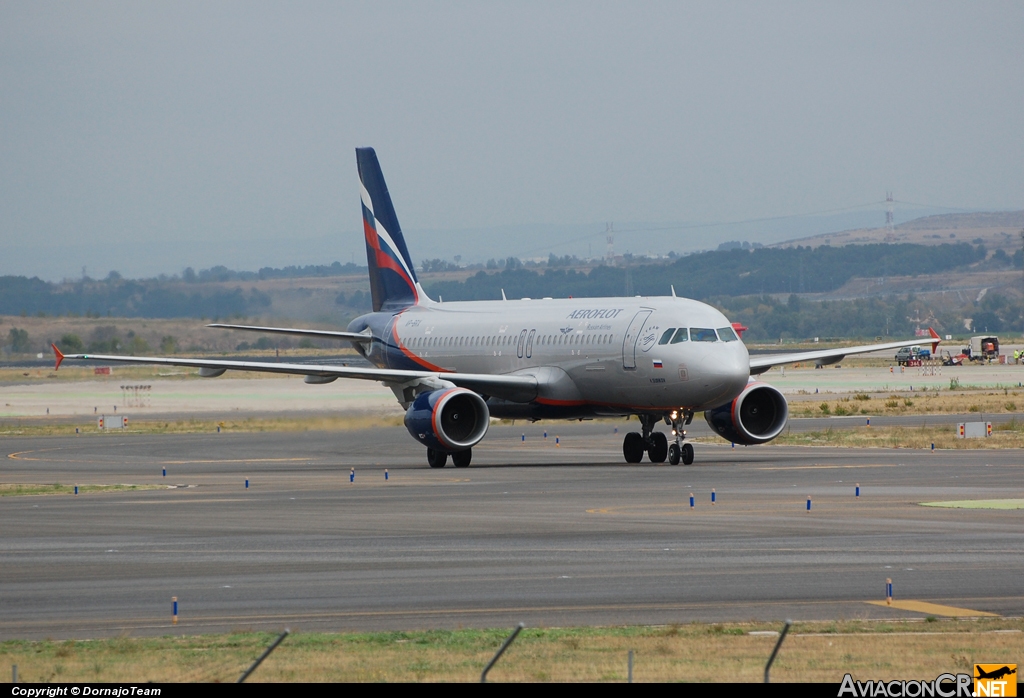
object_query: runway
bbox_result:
[2,423,1022,639]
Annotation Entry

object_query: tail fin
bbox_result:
[356,147,423,311]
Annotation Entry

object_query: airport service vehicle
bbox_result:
[51,148,939,467]
[969,335,999,362]
[895,345,931,365]
[940,350,966,367]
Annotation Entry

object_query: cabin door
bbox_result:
[621,310,652,370]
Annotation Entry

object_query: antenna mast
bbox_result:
[884,191,895,243]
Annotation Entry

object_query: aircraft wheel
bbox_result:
[622,432,644,463]
[427,448,448,469]
[668,443,681,465]
[681,442,694,466]
[648,432,668,463]
[452,448,472,468]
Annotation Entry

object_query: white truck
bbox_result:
[967,335,999,362]
[895,345,931,365]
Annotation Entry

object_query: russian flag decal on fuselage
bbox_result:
[653,360,663,368]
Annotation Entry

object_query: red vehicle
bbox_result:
[940,350,965,366]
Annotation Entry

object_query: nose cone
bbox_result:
[697,342,750,405]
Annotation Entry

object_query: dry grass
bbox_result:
[0,483,165,497]
[0,361,358,385]
[744,420,1024,450]
[792,389,1024,418]
[0,314,368,355]
[1,619,1020,683]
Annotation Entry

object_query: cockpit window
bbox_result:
[717,326,739,342]
[690,328,718,342]
[670,328,689,344]
[659,328,675,345]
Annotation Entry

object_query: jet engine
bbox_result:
[404,387,490,452]
[703,381,789,445]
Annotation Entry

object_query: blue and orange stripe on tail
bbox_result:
[356,148,422,311]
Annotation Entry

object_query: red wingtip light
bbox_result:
[51,343,64,371]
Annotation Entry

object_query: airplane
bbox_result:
[975,666,1016,681]
[51,147,940,468]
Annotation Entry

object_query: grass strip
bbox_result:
[1,618,1020,682]
[729,423,1024,450]
[0,483,166,497]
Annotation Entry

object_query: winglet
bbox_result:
[928,327,941,354]
[51,343,64,371]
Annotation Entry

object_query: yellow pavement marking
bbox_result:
[7,448,67,461]
[159,458,309,464]
[3,597,1018,634]
[921,499,1024,510]
[587,503,700,515]
[758,463,900,471]
[865,600,998,617]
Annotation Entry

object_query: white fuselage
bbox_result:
[355,295,751,415]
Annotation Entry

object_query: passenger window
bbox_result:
[717,326,738,342]
[691,328,718,342]
[659,328,675,345]
[670,328,689,344]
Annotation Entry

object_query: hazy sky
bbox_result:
[2,1,1022,280]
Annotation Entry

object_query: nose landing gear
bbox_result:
[666,410,694,465]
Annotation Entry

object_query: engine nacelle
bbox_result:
[704,381,789,445]
[404,388,490,453]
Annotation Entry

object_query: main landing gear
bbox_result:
[623,411,694,465]
[426,447,472,468]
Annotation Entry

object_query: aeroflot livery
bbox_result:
[53,148,939,468]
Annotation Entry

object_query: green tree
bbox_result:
[8,327,30,353]
[128,335,151,355]
[87,325,121,353]
[160,336,178,354]
[59,334,85,352]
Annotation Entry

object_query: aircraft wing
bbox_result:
[207,323,373,343]
[50,346,538,403]
[748,328,940,375]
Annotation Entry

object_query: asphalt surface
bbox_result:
[2,423,1022,639]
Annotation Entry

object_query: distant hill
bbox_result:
[897,210,1024,230]
[774,210,1024,252]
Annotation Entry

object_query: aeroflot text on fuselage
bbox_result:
[565,308,625,320]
